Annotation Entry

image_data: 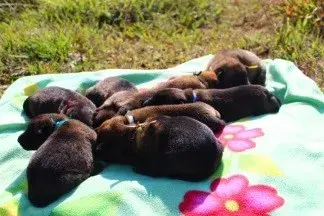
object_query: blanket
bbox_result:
[0,56,323,216]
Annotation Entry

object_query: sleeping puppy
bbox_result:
[93,89,157,126]
[18,113,96,207]
[23,87,96,126]
[93,89,138,127]
[155,70,218,89]
[142,86,281,122]
[206,49,266,87]
[95,115,223,181]
[108,102,225,132]
[85,77,137,107]
[94,71,218,120]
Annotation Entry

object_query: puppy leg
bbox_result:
[264,91,281,113]
[200,116,226,132]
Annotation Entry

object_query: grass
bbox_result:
[0,0,323,96]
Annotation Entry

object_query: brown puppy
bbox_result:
[111,71,218,115]
[142,86,281,122]
[96,115,223,181]
[85,77,137,107]
[18,113,96,207]
[119,102,225,132]
[93,89,138,127]
[156,70,218,89]
[206,49,266,88]
[93,89,157,126]
[23,87,96,126]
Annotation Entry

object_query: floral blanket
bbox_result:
[0,56,323,216]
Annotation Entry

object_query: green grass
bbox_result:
[0,0,323,95]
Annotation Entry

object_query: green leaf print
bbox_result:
[239,154,283,177]
[50,192,122,216]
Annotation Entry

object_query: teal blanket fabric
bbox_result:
[0,56,323,216]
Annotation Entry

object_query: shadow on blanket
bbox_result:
[99,161,224,208]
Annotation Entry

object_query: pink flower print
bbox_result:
[215,125,264,152]
[179,175,284,216]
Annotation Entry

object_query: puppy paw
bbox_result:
[264,90,281,113]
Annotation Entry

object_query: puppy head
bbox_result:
[85,87,103,107]
[196,71,219,88]
[18,113,67,150]
[95,116,132,163]
[95,115,160,163]
[64,104,94,126]
[93,105,118,128]
[143,88,188,106]
[213,58,250,88]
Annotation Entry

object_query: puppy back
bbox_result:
[130,102,223,131]
[23,97,32,117]
[158,116,223,179]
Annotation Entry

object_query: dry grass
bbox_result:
[0,0,323,96]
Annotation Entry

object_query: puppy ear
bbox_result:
[117,106,129,116]
[40,127,52,137]
[144,120,158,136]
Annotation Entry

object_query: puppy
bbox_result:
[206,49,266,88]
[156,70,218,89]
[96,115,223,181]
[18,113,96,207]
[142,86,281,122]
[93,89,157,126]
[85,77,137,107]
[105,71,217,116]
[109,102,225,132]
[23,87,96,126]
[93,89,138,127]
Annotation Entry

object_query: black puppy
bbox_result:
[85,77,137,107]
[96,115,223,181]
[142,85,281,122]
[18,113,97,207]
[206,49,266,88]
[23,87,96,126]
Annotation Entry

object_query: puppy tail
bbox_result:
[23,97,32,117]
